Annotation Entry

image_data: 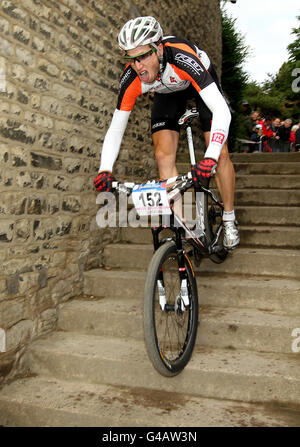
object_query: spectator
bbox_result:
[260,116,273,137]
[241,100,251,116]
[250,111,261,127]
[270,117,282,152]
[290,124,298,150]
[277,119,293,152]
[250,124,263,152]
[260,116,273,152]
[272,117,281,131]
[245,111,262,153]
[295,123,300,152]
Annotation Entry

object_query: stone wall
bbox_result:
[0,0,222,384]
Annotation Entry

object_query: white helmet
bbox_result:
[118,16,163,51]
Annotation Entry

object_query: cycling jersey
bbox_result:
[99,37,231,172]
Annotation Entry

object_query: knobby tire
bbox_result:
[143,241,198,377]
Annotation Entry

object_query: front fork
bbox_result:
[152,226,190,312]
[157,273,190,312]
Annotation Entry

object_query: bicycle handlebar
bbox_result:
[112,172,193,195]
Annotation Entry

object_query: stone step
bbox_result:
[176,161,300,176]
[1,376,299,427]
[229,152,300,163]
[175,172,300,189]
[176,151,300,164]
[235,175,300,190]
[234,163,300,176]
[23,332,300,406]
[83,269,300,313]
[119,206,300,227]
[197,306,300,354]
[58,298,300,354]
[103,245,300,279]
[120,226,300,249]
[234,189,300,207]
[238,226,300,248]
[236,206,300,226]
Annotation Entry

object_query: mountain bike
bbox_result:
[111,108,228,376]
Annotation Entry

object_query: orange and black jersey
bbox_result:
[117,36,218,112]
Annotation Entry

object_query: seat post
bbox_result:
[186,126,196,164]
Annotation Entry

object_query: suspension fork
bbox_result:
[152,226,190,311]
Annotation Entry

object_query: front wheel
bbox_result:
[143,241,198,377]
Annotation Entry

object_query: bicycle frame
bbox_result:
[111,107,226,263]
[150,178,225,259]
[150,107,225,260]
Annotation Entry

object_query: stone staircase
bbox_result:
[0,153,300,427]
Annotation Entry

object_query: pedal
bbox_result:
[211,245,228,260]
[193,247,202,266]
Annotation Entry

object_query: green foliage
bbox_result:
[245,15,300,121]
[287,15,300,63]
[221,11,300,149]
[221,11,249,106]
[220,5,250,150]
[244,81,285,117]
[261,16,300,120]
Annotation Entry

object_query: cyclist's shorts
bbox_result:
[151,65,222,135]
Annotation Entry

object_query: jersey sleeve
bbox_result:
[99,66,142,172]
[99,109,131,172]
[199,83,231,160]
[117,65,142,111]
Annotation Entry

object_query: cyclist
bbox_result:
[94,16,239,250]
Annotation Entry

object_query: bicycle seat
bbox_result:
[178,108,199,126]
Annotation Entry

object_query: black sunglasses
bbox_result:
[124,48,156,64]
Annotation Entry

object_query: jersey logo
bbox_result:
[119,67,133,89]
[212,132,225,145]
[169,76,177,83]
[174,53,204,76]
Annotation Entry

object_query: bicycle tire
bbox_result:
[143,240,198,377]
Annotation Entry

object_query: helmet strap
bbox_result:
[151,43,164,72]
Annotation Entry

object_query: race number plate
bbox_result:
[132,182,172,216]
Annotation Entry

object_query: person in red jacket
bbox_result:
[258,116,273,152]
[261,116,274,138]
[290,125,298,150]
[295,123,300,151]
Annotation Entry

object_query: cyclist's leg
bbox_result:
[204,134,235,212]
[198,99,239,249]
[152,129,179,179]
[151,92,187,218]
[151,90,187,179]
[196,90,235,211]
[153,129,182,218]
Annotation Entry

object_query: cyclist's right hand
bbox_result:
[94,171,116,192]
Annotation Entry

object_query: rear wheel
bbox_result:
[143,241,198,377]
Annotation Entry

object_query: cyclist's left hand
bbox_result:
[191,158,217,187]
